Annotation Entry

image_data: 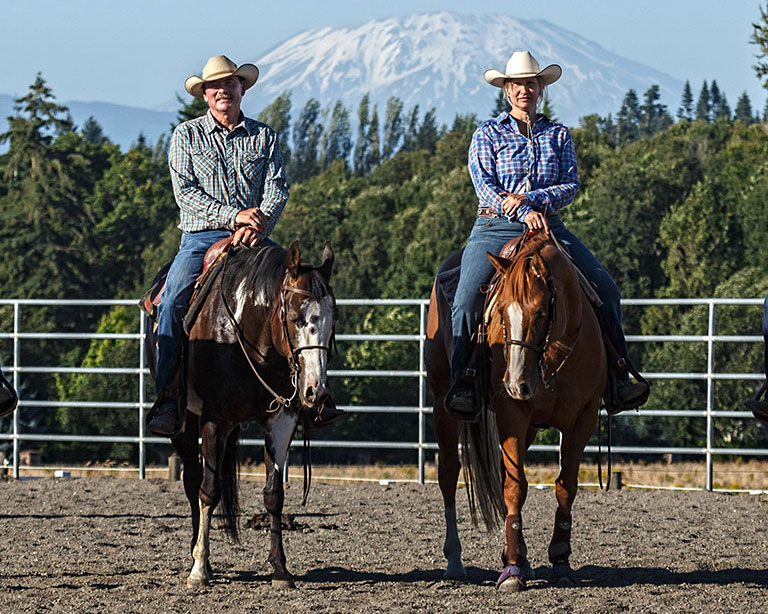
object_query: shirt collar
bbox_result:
[495,112,550,135]
[204,110,248,134]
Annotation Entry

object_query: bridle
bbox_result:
[500,257,579,389]
[219,252,335,412]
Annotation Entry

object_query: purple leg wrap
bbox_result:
[496,564,525,589]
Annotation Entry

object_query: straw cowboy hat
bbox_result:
[184,55,260,98]
[483,51,562,88]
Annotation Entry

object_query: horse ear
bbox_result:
[288,240,301,277]
[319,241,334,281]
[530,253,548,280]
[487,252,512,275]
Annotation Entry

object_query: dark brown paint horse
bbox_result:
[148,241,336,589]
[426,230,606,591]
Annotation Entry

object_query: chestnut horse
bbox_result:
[148,241,336,589]
[426,230,606,591]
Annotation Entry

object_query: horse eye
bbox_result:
[287,309,300,323]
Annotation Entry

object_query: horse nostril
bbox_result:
[305,387,316,402]
[519,383,529,398]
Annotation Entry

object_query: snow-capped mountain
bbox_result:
[243,11,682,127]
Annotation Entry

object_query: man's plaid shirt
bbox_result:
[168,111,288,234]
[468,113,578,222]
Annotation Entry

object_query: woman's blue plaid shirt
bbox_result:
[468,113,578,222]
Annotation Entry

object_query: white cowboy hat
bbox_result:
[483,51,562,88]
[185,55,260,98]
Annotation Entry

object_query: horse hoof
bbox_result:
[497,577,525,592]
[496,564,526,592]
[186,575,210,590]
[550,563,578,586]
[272,577,295,589]
[442,564,467,580]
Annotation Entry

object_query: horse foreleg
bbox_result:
[548,404,599,586]
[494,405,530,592]
[172,414,202,560]
[263,410,299,588]
[187,419,227,589]
[434,402,465,580]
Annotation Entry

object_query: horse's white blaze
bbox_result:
[506,302,525,380]
[295,296,334,398]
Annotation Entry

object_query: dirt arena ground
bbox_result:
[1,476,766,613]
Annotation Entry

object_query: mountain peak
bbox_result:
[242,12,681,127]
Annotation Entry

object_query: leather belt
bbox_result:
[478,207,504,218]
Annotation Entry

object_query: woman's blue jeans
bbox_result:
[154,230,276,394]
[450,215,627,383]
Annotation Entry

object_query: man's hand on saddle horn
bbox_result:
[233,207,267,247]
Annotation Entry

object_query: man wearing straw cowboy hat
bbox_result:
[148,55,288,437]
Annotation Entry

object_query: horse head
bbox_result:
[487,238,557,401]
[277,240,337,410]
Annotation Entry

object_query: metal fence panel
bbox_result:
[0,297,766,489]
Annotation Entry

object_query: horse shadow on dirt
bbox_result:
[228,564,768,589]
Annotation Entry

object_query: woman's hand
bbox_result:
[523,210,550,234]
[500,193,527,217]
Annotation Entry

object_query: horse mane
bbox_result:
[506,233,552,305]
[222,245,333,307]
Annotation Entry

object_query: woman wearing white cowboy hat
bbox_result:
[445,50,649,417]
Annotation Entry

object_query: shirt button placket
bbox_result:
[223,134,233,208]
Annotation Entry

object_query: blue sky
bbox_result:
[2,0,766,111]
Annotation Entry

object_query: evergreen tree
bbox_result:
[751,2,768,89]
[615,89,641,144]
[541,92,557,123]
[353,94,371,175]
[320,100,351,169]
[172,93,208,129]
[640,85,672,137]
[0,73,73,184]
[416,108,439,153]
[678,80,694,120]
[257,91,292,166]
[291,98,322,183]
[368,105,381,169]
[710,80,731,119]
[492,88,508,116]
[401,105,420,152]
[80,116,110,145]
[382,96,404,159]
[734,92,754,124]
[696,81,711,121]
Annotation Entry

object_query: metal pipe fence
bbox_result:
[0,297,766,490]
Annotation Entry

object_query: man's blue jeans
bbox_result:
[154,230,233,394]
[450,215,626,383]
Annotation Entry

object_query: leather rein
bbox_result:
[219,251,334,412]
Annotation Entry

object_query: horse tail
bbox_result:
[219,427,241,543]
[460,410,505,531]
